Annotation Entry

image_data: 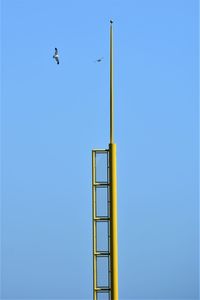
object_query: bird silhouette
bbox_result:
[94,57,103,63]
[53,48,59,64]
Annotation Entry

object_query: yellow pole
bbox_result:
[109,20,119,300]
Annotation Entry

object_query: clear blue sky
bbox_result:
[1,0,198,299]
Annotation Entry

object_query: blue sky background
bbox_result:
[1,0,199,299]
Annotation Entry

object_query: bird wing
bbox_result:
[55,57,59,64]
[55,48,58,55]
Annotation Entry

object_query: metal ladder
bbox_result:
[92,149,111,300]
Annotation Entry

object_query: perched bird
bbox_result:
[110,19,113,24]
[53,48,59,64]
[95,57,103,63]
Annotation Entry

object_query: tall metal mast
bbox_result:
[92,20,119,300]
[109,20,119,300]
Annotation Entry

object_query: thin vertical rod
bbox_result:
[110,21,114,144]
[92,151,97,300]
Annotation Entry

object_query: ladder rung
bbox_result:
[95,287,111,291]
[95,251,110,256]
[92,149,109,152]
[93,182,109,186]
[94,217,110,221]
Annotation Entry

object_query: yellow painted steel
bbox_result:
[109,143,118,300]
[109,20,119,300]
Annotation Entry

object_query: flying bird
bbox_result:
[53,48,59,64]
[94,57,103,63]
